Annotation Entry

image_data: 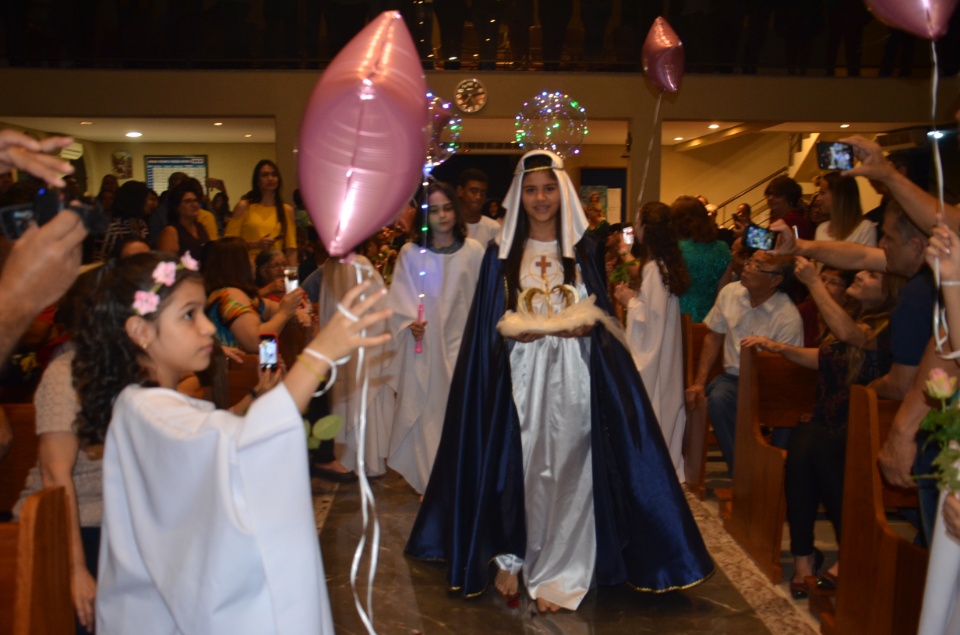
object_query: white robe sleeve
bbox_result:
[625,261,668,376]
[97,385,332,635]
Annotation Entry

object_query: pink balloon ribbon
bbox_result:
[299,11,429,257]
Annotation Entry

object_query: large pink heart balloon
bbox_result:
[299,11,428,257]
[642,17,685,94]
[865,0,958,40]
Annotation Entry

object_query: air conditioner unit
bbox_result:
[875,128,929,152]
[59,142,84,161]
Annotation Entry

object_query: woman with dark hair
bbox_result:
[203,237,305,353]
[672,195,731,321]
[210,190,230,235]
[157,182,210,262]
[765,175,813,239]
[386,180,485,494]
[814,171,876,247]
[95,180,149,262]
[406,151,712,613]
[254,249,287,302]
[225,160,297,265]
[614,201,691,478]
[743,259,900,598]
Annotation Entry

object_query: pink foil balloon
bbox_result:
[865,0,958,40]
[642,17,685,94]
[299,11,428,257]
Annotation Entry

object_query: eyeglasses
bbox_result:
[744,258,779,275]
[181,197,200,205]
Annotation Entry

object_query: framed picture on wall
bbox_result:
[580,167,627,224]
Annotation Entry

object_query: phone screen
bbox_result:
[259,335,278,370]
[816,141,854,171]
[743,224,776,251]
[622,226,634,245]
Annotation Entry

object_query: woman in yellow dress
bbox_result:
[226,159,298,265]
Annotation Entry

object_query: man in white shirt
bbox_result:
[458,168,500,248]
[684,251,804,476]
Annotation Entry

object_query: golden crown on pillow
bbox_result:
[517,284,580,317]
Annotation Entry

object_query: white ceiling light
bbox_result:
[708,124,719,129]
[840,124,850,129]
[125,131,142,138]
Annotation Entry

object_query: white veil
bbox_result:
[497,150,589,260]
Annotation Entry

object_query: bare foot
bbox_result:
[314,459,350,474]
[536,597,562,613]
[494,570,518,599]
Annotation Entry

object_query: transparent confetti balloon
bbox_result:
[514,91,588,159]
[424,93,462,170]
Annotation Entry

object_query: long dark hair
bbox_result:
[822,171,863,240]
[73,253,203,445]
[670,196,717,243]
[245,159,289,246]
[418,181,468,248]
[203,237,259,299]
[504,154,576,310]
[112,181,148,220]
[166,180,203,227]
[634,201,690,296]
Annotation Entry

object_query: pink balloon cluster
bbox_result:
[865,0,958,40]
[298,11,429,257]
[641,17,684,94]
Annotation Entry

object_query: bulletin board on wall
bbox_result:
[144,155,208,192]
[579,167,627,224]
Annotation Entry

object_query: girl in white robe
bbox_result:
[72,252,391,635]
[387,181,485,493]
[614,201,691,480]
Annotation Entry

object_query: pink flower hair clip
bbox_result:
[131,252,200,316]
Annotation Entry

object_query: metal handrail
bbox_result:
[714,166,789,211]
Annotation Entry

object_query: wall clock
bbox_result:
[454,78,487,114]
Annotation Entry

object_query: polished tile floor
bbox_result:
[317,470,792,635]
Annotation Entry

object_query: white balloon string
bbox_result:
[927,41,957,360]
[347,260,380,634]
[637,91,663,206]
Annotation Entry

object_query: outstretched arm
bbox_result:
[768,220,887,272]
[843,135,960,233]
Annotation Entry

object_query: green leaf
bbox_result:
[311,414,344,441]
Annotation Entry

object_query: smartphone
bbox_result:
[622,226,635,245]
[259,333,278,371]
[743,223,777,251]
[0,186,107,240]
[816,141,854,171]
[283,266,299,294]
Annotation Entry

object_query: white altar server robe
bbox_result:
[97,385,332,635]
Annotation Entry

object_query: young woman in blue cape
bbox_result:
[405,150,713,612]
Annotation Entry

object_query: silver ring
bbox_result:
[336,302,360,322]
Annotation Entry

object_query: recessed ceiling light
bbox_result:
[213,122,223,126]
[79,121,93,125]
[244,134,252,138]
[125,131,142,138]
[708,123,720,129]
[674,137,684,141]
[840,123,850,129]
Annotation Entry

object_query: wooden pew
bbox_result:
[225,353,262,408]
[724,347,818,583]
[817,386,927,635]
[0,486,73,635]
[0,405,38,515]
[681,317,725,499]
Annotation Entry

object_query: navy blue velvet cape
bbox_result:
[404,234,714,597]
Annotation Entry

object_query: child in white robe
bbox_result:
[387,181,484,493]
[614,201,691,480]
[72,252,391,635]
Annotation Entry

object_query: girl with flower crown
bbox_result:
[406,150,713,613]
[72,251,391,634]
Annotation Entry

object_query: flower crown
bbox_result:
[132,252,199,316]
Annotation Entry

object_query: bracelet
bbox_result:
[302,347,350,367]
[297,353,335,397]
[337,302,360,322]
[942,280,960,286]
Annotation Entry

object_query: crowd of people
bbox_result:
[2,116,960,633]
